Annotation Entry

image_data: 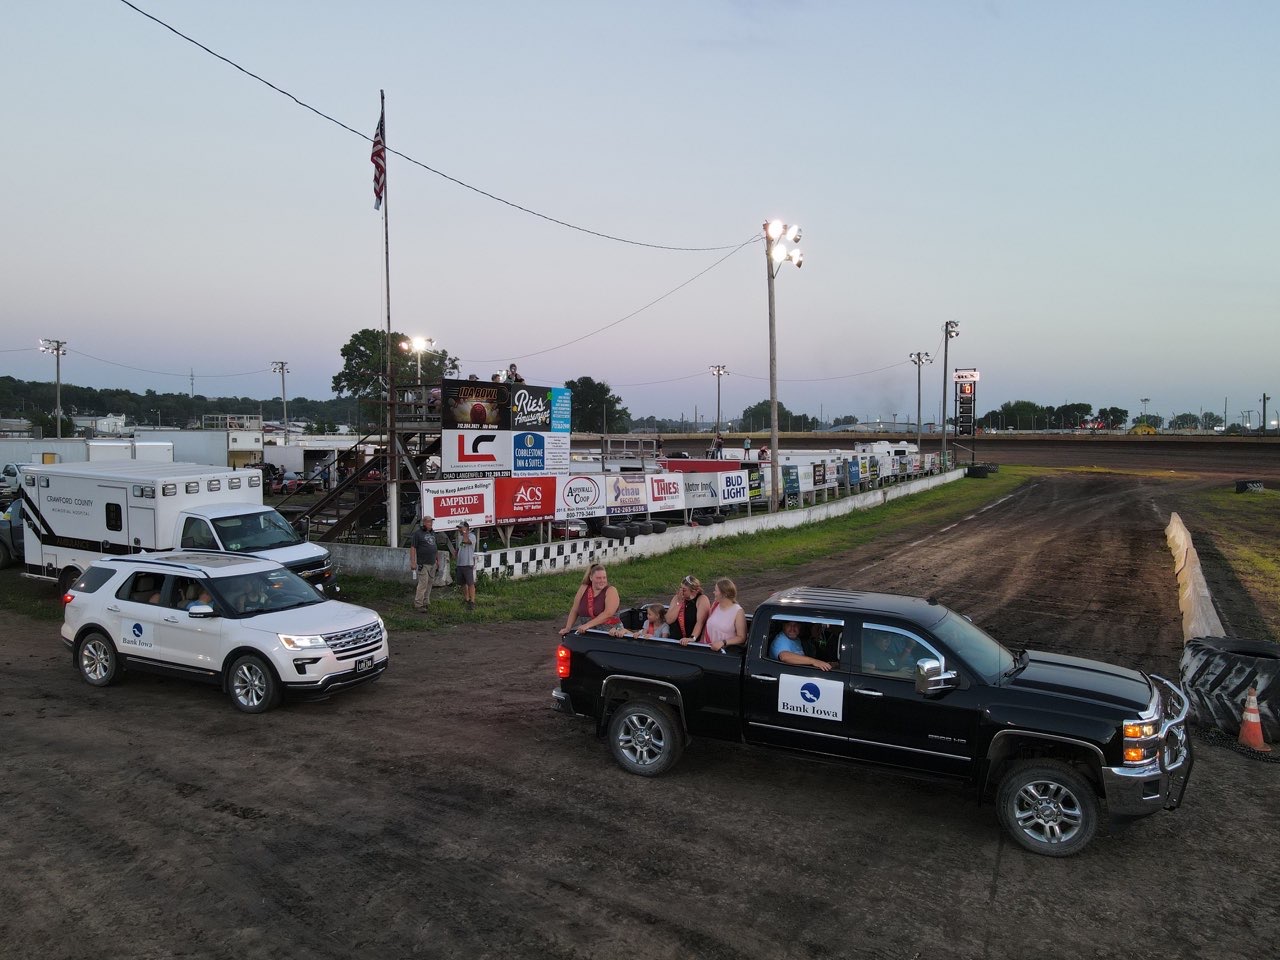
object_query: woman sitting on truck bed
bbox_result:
[668,575,711,644]
[704,578,747,651]
[559,564,620,636]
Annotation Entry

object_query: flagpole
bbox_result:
[379,90,400,549]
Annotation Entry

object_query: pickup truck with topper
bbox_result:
[553,586,1193,856]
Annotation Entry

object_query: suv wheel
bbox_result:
[996,760,1099,857]
[77,631,121,687]
[228,654,280,713]
[607,699,684,777]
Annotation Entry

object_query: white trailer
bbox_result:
[17,462,333,592]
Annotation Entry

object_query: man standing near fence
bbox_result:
[410,515,439,613]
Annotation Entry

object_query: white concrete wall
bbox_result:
[1166,512,1225,641]
[328,469,965,582]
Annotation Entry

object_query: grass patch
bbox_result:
[348,466,1045,632]
[0,568,68,622]
[1169,486,1280,630]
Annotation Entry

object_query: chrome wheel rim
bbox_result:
[80,639,112,681]
[616,713,667,766]
[1012,779,1084,846]
[232,662,268,708]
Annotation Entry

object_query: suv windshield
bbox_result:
[931,610,1015,683]
[210,568,324,616]
[211,510,302,552]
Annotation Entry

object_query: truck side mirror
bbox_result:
[915,658,958,695]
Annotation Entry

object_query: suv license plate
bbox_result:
[355,655,374,673]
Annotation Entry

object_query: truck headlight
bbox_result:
[1122,719,1160,765]
[279,633,328,650]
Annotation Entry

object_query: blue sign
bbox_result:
[551,388,572,433]
[132,623,144,638]
[800,682,820,703]
[512,432,547,473]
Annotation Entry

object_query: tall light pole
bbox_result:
[272,361,289,445]
[908,351,932,453]
[939,321,959,465]
[400,336,435,385]
[764,219,803,512]
[709,365,728,439]
[39,338,68,438]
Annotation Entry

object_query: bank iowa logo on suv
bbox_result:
[61,552,389,713]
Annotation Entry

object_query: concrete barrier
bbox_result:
[1165,512,1225,642]
[330,468,965,582]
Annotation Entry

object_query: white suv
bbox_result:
[61,551,389,713]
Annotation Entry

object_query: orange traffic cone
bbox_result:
[1238,687,1272,753]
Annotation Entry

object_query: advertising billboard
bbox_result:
[557,474,607,521]
[441,429,513,478]
[606,473,648,515]
[494,476,556,523]
[442,379,508,430]
[646,473,685,512]
[421,478,495,530]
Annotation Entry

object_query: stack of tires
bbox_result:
[1180,636,1279,740]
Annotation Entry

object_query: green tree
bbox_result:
[740,399,807,432]
[1200,411,1224,431]
[1169,413,1201,430]
[1097,406,1128,429]
[565,377,631,433]
[331,328,459,400]
[831,414,860,427]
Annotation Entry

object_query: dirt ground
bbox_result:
[2,471,1277,960]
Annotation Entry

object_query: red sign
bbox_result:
[494,476,556,523]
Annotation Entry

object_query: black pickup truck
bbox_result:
[553,586,1193,857]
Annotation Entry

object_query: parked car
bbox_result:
[61,552,389,712]
[551,519,590,539]
[270,471,317,495]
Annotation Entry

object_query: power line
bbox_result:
[116,0,746,253]
[461,235,759,364]
[69,348,270,380]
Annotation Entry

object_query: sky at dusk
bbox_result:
[3,1,1277,427]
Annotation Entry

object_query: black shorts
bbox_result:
[456,564,475,587]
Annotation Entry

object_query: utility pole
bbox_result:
[908,351,932,454]
[939,322,959,465]
[709,365,728,438]
[39,339,68,438]
[271,361,289,445]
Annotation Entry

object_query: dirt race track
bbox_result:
[2,472,1277,960]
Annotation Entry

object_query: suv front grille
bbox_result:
[323,621,384,660]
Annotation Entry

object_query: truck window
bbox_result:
[859,623,939,678]
[211,510,301,552]
[764,615,845,663]
[106,503,123,532]
[181,517,217,550]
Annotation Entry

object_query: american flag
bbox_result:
[371,106,386,210]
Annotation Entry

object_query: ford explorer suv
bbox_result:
[62,552,388,712]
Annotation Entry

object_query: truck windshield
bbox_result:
[210,568,324,617]
[212,510,302,552]
[931,610,1015,683]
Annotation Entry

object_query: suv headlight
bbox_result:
[279,633,329,650]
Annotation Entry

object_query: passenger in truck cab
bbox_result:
[769,620,833,671]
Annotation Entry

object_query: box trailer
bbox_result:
[17,462,334,592]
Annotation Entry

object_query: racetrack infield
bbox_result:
[1,470,1276,960]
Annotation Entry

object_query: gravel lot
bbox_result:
[2,471,1276,960]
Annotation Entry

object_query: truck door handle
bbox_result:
[852,687,884,697]
[750,674,778,682]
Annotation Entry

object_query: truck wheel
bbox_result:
[77,631,121,687]
[996,760,1098,857]
[228,654,281,713]
[1180,636,1279,741]
[608,699,684,777]
[57,566,82,593]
